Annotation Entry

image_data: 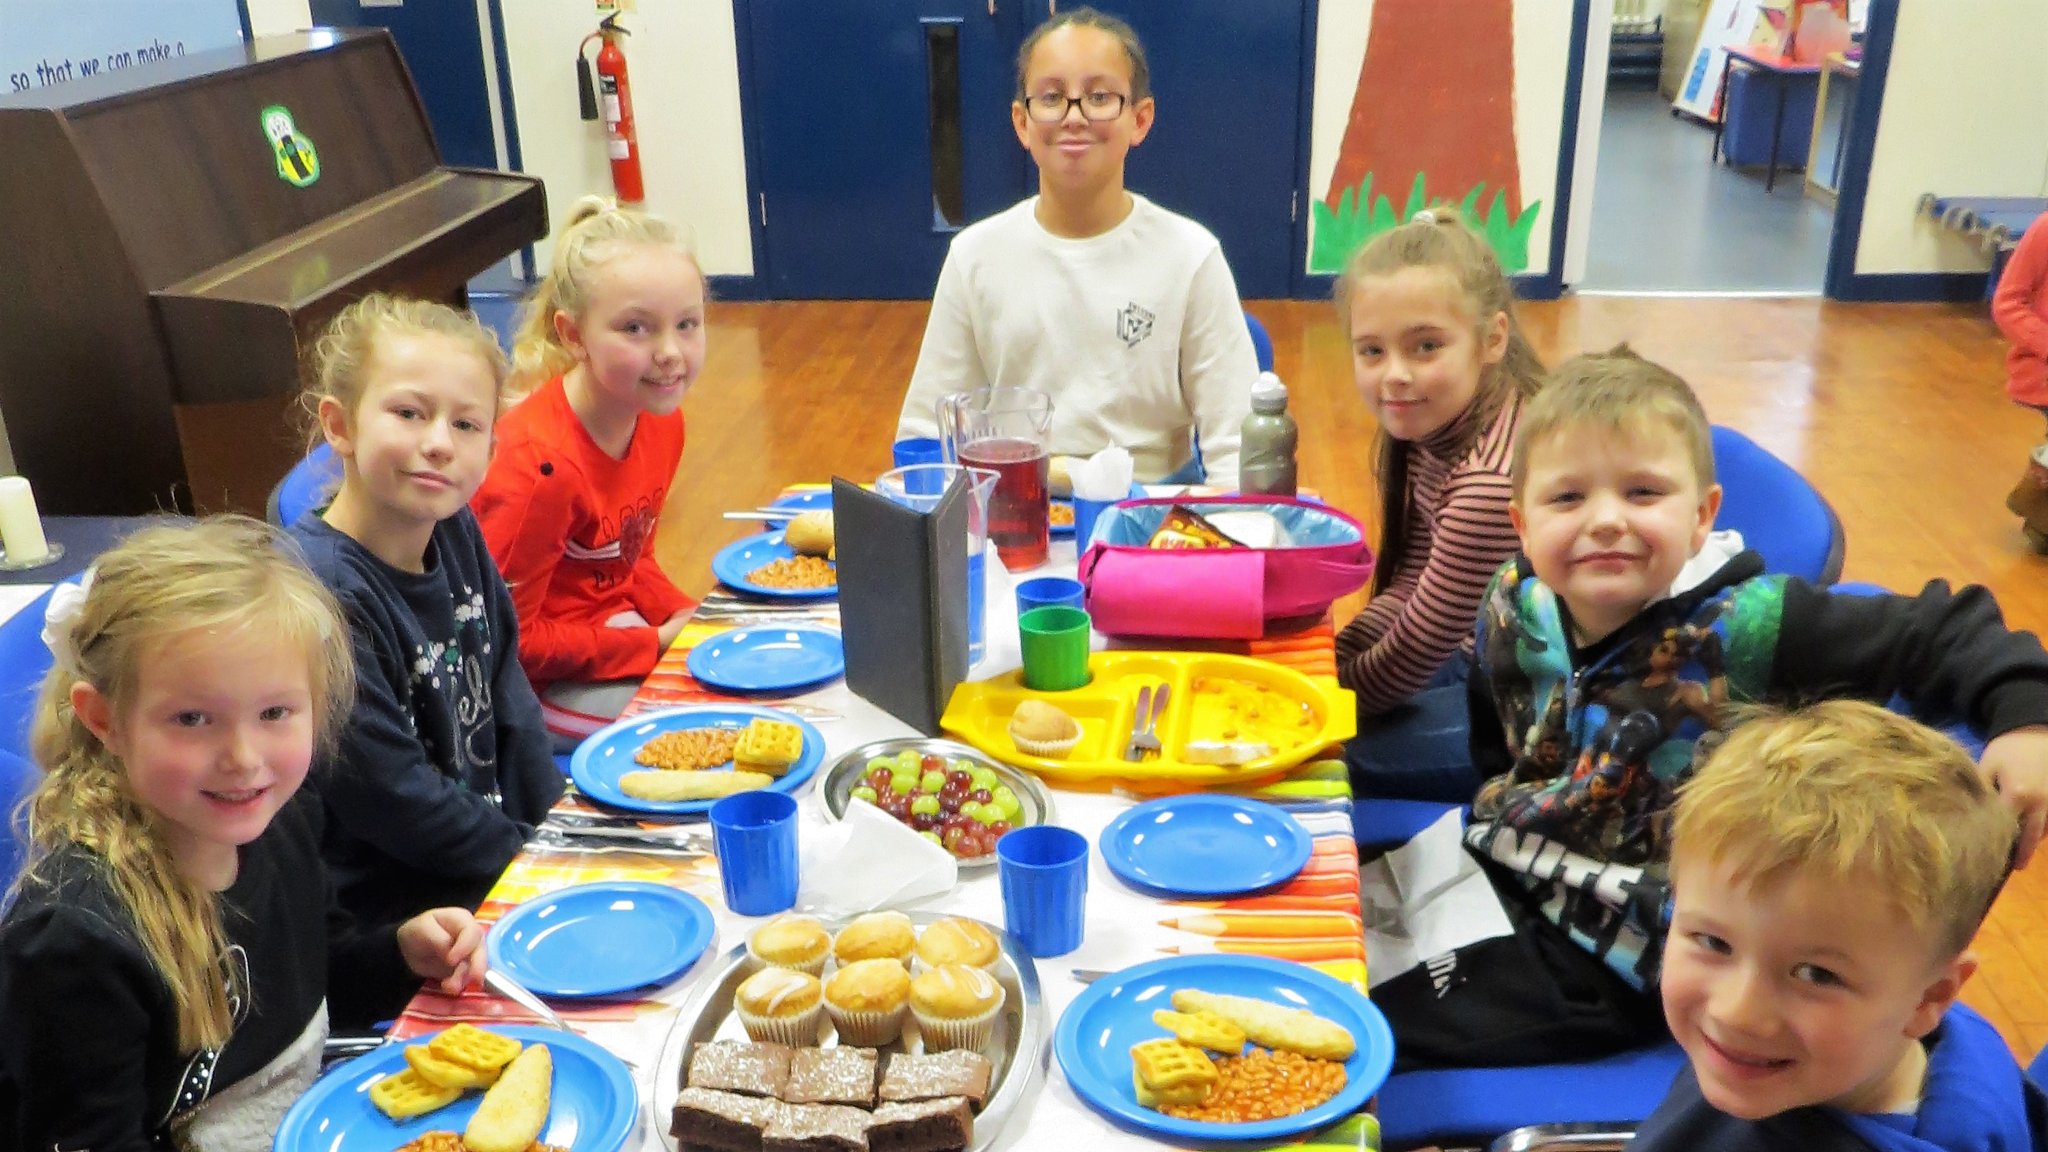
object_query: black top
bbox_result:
[289,510,563,932]
[0,795,408,1152]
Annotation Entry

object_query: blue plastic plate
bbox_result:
[764,489,832,529]
[711,532,836,599]
[274,1025,636,1151]
[487,881,714,999]
[1053,955,1393,1142]
[1051,498,1075,539]
[1098,795,1311,897]
[570,705,824,817]
[686,626,845,693]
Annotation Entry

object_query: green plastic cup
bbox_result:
[1019,605,1092,691]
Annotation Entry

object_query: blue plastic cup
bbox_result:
[892,438,947,491]
[1071,497,1115,548]
[1015,576,1085,618]
[710,790,799,916]
[997,825,1089,957]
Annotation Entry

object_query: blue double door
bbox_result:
[741,0,1308,299]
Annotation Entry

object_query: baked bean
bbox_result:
[745,556,836,589]
[1159,1048,1347,1124]
[635,727,741,771]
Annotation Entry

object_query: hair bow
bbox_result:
[40,569,95,670]
[1411,209,1438,226]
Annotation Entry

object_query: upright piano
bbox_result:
[0,29,547,515]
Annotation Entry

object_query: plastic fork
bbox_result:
[1123,684,1153,762]
[1131,683,1169,760]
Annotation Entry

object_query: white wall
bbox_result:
[499,0,754,275]
[1308,0,1584,277]
[245,0,309,37]
[1854,0,2048,275]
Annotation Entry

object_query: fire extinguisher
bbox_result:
[577,13,644,204]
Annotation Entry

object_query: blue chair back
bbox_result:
[1244,310,1274,373]
[267,441,341,528]
[1378,1040,1688,1149]
[0,748,34,892]
[1711,426,1844,585]
[0,583,61,893]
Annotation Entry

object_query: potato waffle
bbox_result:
[1129,1038,1216,1108]
[635,727,742,772]
[734,718,805,775]
[406,1043,500,1090]
[1150,1009,1246,1053]
[370,1068,464,1119]
[745,555,835,590]
[429,1023,524,1075]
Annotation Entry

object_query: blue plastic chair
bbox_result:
[1711,425,1845,585]
[1244,310,1274,373]
[1379,1040,1687,1150]
[267,441,341,528]
[0,582,63,892]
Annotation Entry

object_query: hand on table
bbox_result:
[657,609,692,652]
[399,907,487,995]
[1981,724,2048,868]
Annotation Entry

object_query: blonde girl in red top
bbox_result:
[473,197,705,748]
[1998,213,2048,548]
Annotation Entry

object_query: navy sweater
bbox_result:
[289,511,564,931]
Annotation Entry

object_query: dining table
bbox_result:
[386,485,1380,1152]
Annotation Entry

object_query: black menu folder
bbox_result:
[832,475,969,734]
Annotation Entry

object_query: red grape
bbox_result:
[969,788,993,804]
[921,754,946,773]
[988,820,1012,836]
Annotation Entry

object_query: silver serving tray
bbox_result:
[815,738,1055,872]
[652,911,1047,1152]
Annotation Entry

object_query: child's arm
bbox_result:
[1338,472,1519,714]
[473,450,665,682]
[627,534,691,629]
[1993,216,2048,356]
[483,562,570,823]
[0,903,162,1151]
[897,245,991,442]
[397,908,485,996]
[1177,246,1258,489]
[322,599,537,879]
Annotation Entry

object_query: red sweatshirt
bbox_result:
[473,376,690,686]
[1995,214,2048,408]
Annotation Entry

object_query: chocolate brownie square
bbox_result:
[867,1097,973,1152]
[672,1086,786,1151]
[687,1040,796,1098]
[784,1046,879,1108]
[877,1050,992,1111]
[762,1102,872,1152]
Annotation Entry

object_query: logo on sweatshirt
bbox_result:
[1116,301,1155,348]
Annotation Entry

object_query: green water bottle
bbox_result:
[1239,371,1298,496]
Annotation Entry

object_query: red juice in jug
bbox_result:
[957,437,1049,569]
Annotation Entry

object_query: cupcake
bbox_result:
[733,966,824,1046]
[1008,700,1081,759]
[832,911,916,968]
[913,917,1000,974]
[823,958,913,1046]
[909,964,1005,1052]
[748,914,832,975]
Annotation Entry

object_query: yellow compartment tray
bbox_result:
[940,651,1357,786]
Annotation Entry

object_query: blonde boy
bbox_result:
[1374,348,2048,1070]
[1632,701,2039,1149]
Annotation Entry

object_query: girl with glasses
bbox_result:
[896,7,1258,489]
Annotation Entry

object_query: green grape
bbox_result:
[889,775,916,795]
[850,785,879,804]
[910,795,941,816]
[958,800,985,821]
[972,804,1001,825]
[969,768,1001,791]
[994,793,1023,822]
[919,830,943,845]
[919,770,947,793]
[866,757,896,774]
[990,785,1018,808]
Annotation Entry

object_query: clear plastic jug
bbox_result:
[936,387,1053,570]
[877,463,1000,665]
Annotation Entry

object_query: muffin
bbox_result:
[748,914,832,976]
[909,963,1005,1052]
[733,966,824,1046]
[823,958,913,1046]
[912,917,1000,973]
[1008,700,1081,759]
[831,911,916,967]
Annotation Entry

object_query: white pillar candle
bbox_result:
[0,476,48,565]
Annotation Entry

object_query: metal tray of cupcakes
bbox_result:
[815,738,1055,871]
[652,911,1048,1152]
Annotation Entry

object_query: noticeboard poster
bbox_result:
[1,1,243,97]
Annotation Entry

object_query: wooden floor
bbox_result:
[656,295,2048,1058]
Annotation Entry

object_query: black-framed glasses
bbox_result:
[1023,90,1128,123]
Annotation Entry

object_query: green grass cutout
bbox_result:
[1310,172,1543,276]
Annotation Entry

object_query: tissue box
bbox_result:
[1077,497,1374,639]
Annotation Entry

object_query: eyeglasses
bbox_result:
[1022,90,1129,123]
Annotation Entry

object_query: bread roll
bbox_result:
[784,511,835,556]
